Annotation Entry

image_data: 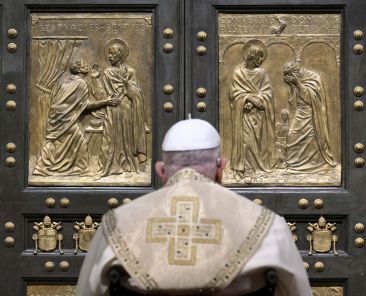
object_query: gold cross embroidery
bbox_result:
[146,196,221,265]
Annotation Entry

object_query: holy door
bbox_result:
[0,0,365,295]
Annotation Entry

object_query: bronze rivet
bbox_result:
[59,261,70,272]
[314,199,324,209]
[5,157,16,167]
[6,143,16,153]
[354,86,364,97]
[354,143,365,153]
[355,237,365,248]
[163,84,174,95]
[303,262,309,271]
[298,198,309,209]
[354,100,364,111]
[354,223,365,233]
[163,43,174,53]
[108,198,119,208]
[7,43,17,53]
[7,84,16,94]
[123,198,132,205]
[4,237,14,247]
[354,30,364,40]
[354,44,363,54]
[354,157,365,168]
[253,198,263,205]
[163,28,173,39]
[60,198,70,208]
[314,262,325,272]
[197,31,207,41]
[7,28,18,39]
[45,197,56,208]
[4,222,15,232]
[197,46,207,56]
[163,102,174,113]
[196,102,207,112]
[196,87,207,98]
[6,100,16,111]
[44,261,55,272]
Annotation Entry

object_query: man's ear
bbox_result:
[155,161,168,184]
[215,156,227,184]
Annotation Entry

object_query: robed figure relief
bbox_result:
[33,59,119,177]
[28,13,153,186]
[219,13,341,186]
[283,62,336,173]
[91,39,148,179]
[229,40,276,182]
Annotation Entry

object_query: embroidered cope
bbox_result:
[76,168,312,296]
[102,169,274,294]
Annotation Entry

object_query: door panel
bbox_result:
[28,12,155,187]
[0,0,182,295]
[1,0,366,295]
[188,0,366,295]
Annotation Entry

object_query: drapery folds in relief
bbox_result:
[94,39,148,178]
[34,39,77,158]
[219,13,341,186]
[34,64,90,176]
[28,13,153,186]
[33,59,119,176]
[284,63,336,173]
[229,40,276,180]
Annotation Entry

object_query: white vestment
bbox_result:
[76,169,311,296]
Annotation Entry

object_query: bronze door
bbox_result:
[0,0,365,295]
[0,0,184,295]
[188,1,366,295]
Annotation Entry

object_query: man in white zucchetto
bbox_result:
[76,118,312,296]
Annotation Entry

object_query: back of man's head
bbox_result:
[158,119,222,181]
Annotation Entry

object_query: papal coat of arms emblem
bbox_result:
[32,216,63,254]
[73,215,100,253]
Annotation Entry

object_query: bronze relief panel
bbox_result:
[28,13,153,186]
[27,285,76,296]
[219,14,341,186]
[312,286,343,296]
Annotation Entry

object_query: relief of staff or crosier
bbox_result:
[28,13,153,186]
[219,13,341,186]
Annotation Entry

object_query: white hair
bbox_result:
[162,147,220,180]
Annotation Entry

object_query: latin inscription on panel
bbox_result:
[28,13,153,186]
[27,285,76,296]
[219,14,341,186]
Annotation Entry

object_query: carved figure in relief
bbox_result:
[229,40,276,181]
[283,62,336,173]
[92,39,148,178]
[275,109,290,168]
[33,59,120,177]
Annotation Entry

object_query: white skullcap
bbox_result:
[162,119,220,151]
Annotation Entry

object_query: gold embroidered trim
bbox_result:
[204,207,275,293]
[166,168,214,187]
[102,210,159,292]
[146,196,222,266]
